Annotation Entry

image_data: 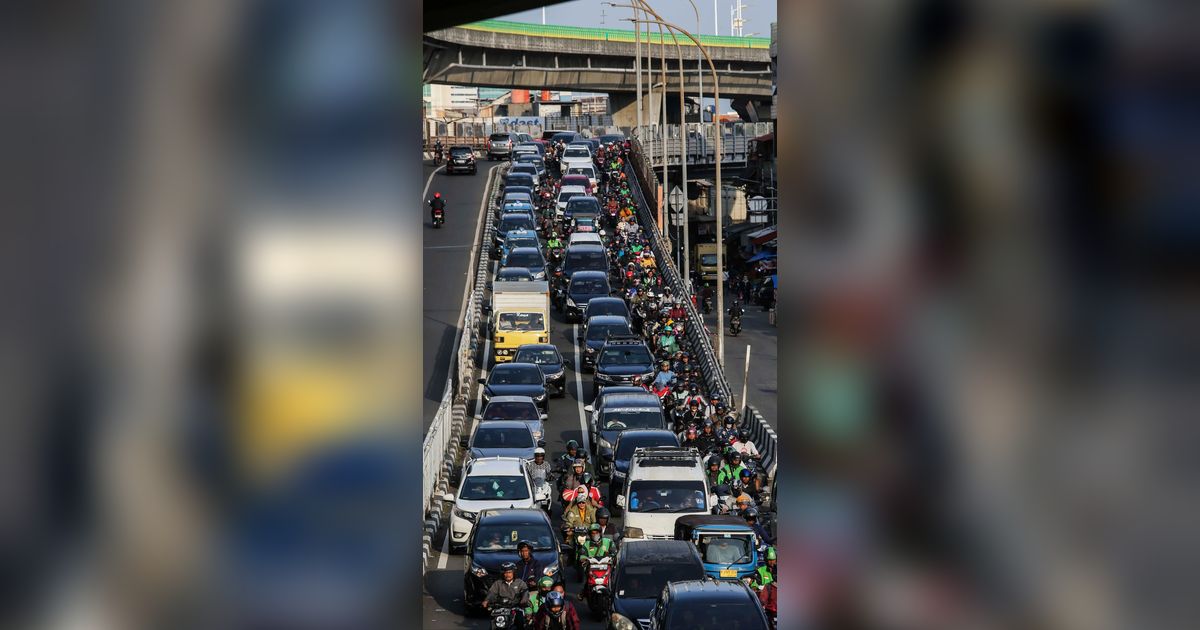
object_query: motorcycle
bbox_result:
[583,556,614,619]
[702,294,714,314]
[729,313,742,336]
[531,469,553,512]
[488,597,521,629]
[432,207,444,228]
[561,526,588,568]
[432,146,443,166]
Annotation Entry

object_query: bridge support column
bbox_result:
[611,92,690,129]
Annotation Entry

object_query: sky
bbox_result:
[498,0,775,113]
[502,0,776,40]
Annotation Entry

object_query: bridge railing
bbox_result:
[460,19,771,49]
[636,122,774,166]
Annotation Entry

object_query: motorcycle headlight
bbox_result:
[495,615,507,628]
[471,562,488,577]
[543,563,560,576]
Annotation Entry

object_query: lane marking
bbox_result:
[422,163,445,201]
[423,244,472,250]
[573,323,590,453]
[437,515,451,570]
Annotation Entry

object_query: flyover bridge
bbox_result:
[424,20,773,126]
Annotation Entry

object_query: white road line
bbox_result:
[422,163,445,201]
[573,323,591,453]
[437,519,451,570]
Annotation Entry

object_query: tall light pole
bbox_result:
[685,0,702,124]
[611,5,726,367]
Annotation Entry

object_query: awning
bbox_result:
[747,251,777,262]
[751,228,778,246]
[752,132,774,143]
[746,226,774,239]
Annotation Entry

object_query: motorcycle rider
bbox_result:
[556,442,581,475]
[432,137,443,163]
[680,426,702,450]
[525,576,556,618]
[429,191,446,223]
[484,562,530,620]
[718,452,749,486]
[730,428,761,460]
[704,455,724,489]
[577,523,615,600]
[559,459,587,503]
[562,492,596,534]
[526,447,553,487]
[516,540,546,588]
[545,231,563,253]
[651,360,675,390]
[532,590,581,630]
[562,472,603,508]
[696,419,721,454]
[594,507,619,539]
[729,299,744,332]
[743,507,776,547]
[753,548,778,628]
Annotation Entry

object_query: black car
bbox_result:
[494,212,538,247]
[564,195,602,221]
[586,392,666,463]
[592,336,655,398]
[502,246,547,281]
[560,243,608,280]
[549,131,580,146]
[599,134,625,145]
[605,429,679,506]
[580,315,632,370]
[609,540,705,630]
[513,344,566,397]
[463,508,562,611]
[503,172,535,191]
[480,362,548,412]
[649,579,772,630]
[564,270,611,322]
[445,145,477,174]
[582,297,631,323]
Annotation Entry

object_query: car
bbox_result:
[514,132,535,144]
[502,191,535,208]
[564,195,602,221]
[568,232,603,248]
[582,297,630,323]
[502,246,547,281]
[486,132,516,160]
[444,457,536,553]
[494,212,538,247]
[477,396,548,443]
[445,145,477,174]
[496,267,534,282]
[502,172,535,192]
[580,315,633,369]
[592,335,655,397]
[647,579,772,630]
[673,515,762,581]
[564,270,611,323]
[548,131,580,145]
[510,163,541,187]
[560,243,608,280]
[556,184,588,215]
[609,540,705,630]
[618,447,715,540]
[499,228,540,262]
[571,213,599,235]
[585,390,665,461]
[515,141,545,157]
[466,420,541,463]
[463,508,563,612]
[606,429,679,502]
[499,199,535,219]
[599,134,625,145]
[479,362,548,412]
[515,153,547,178]
[559,144,593,170]
[564,163,598,189]
[542,129,574,141]
[558,174,593,195]
[512,344,566,398]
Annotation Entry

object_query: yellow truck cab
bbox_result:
[489,280,550,362]
[695,243,720,282]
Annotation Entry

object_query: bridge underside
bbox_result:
[424,0,572,33]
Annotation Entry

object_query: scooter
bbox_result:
[531,470,553,512]
[432,147,443,166]
[432,207,444,228]
[729,313,742,336]
[561,526,588,568]
[583,556,614,619]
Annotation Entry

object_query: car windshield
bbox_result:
[615,563,701,599]
[505,176,533,187]
[497,313,545,332]
[564,148,590,159]
[506,251,543,269]
[489,366,543,385]
[696,534,753,565]
[587,321,630,341]
[483,401,539,421]
[450,147,472,156]
[570,277,608,294]
[664,602,765,630]
[599,345,652,365]
[460,476,530,501]
[615,435,678,461]
[567,166,594,177]
[490,133,511,141]
[586,303,627,319]
[602,409,662,430]
[499,216,535,233]
[567,199,599,212]
[700,254,717,266]
[558,191,582,203]
[565,250,606,271]
[513,165,537,175]
[507,236,538,249]
[472,427,533,448]
[498,269,532,281]
[514,349,560,365]
[473,523,555,552]
[627,480,707,513]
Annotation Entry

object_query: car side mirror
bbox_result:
[584,405,594,413]
[474,414,482,420]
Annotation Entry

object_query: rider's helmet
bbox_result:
[730,452,743,466]
[433,192,441,198]
[588,522,602,540]
[596,507,610,522]
[660,360,671,370]
[565,439,579,452]
[538,576,555,590]
[738,428,751,443]
[517,540,533,553]
[686,427,697,440]
[572,460,585,474]
[707,455,722,469]
[501,561,517,575]
[546,591,564,609]
[575,492,588,504]
[765,546,777,562]
[534,447,545,458]
[580,472,593,487]
[742,507,759,521]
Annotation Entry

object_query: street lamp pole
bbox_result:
[611,5,725,367]
[685,0,702,124]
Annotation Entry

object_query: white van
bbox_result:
[443,456,539,553]
[617,447,716,540]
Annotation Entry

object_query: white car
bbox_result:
[568,232,603,247]
[556,185,588,216]
[558,144,593,171]
[564,163,599,190]
[616,447,716,540]
[444,457,537,553]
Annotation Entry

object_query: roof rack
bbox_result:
[603,334,644,345]
[631,446,702,464]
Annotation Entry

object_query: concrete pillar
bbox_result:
[611,92,687,127]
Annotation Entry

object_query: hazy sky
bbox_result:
[501,0,776,39]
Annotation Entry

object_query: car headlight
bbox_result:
[611,614,637,630]
[641,371,655,382]
[533,393,546,402]
[471,562,488,577]
[612,469,626,479]
[454,507,477,522]
[547,369,564,379]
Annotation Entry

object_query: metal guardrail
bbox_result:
[422,163,508,569]
[459,19,772,49]
[624,145,778,485]
[638,122,774,167]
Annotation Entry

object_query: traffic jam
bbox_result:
[438,131,778,630]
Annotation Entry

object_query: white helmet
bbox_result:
[534,447,546,455]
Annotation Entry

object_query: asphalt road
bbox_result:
[700,294,778,427]
[422,157,499,430]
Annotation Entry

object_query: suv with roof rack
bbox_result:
[647,579,771,630]
[592,335,655,398]
[617,447,716,540]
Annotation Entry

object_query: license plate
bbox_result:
[720,569,738,578]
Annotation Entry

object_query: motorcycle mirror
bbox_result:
[584,405,594,413]
[540,414,549,421]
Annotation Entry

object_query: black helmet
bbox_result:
[738,428,751,442]
[566,440,579,451]
[702,418,714,428]
[707,455,722,468]
[742,507,759,520]
[517,540,533,551]
[581,472,593,486]
[730,452,743,463]
[596,507,610,520]
[501,561,517,572]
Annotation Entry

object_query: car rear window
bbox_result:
[490,133,511,141]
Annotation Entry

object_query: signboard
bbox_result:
[669,186,685,212]
[497,116,544,126]
[748,195,768,212]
